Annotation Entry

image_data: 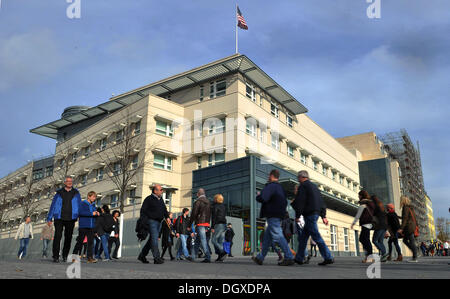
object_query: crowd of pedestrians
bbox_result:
[13,172,444,267]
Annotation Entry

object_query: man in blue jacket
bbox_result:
[47,176,82,263]
[252,169,295,266]
[291,170,334,266]
[72,191,99,263]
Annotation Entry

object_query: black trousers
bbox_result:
[403,233,418,259]
[108,237,120,258]
[72,228,94,259]
[53,219,76,259]
[360,227,373,257]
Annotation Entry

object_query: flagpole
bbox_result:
[235,4,238,54]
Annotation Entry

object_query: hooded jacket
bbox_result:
[47,188,82,222]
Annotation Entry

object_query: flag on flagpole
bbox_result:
[237,6,248,30]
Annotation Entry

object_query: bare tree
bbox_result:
[51,140,80,186]
[0,188,14,228]
[13,176,44,221]
[436,217,449,242]
[96,109,157,214]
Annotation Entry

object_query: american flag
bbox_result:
[237,6,248,30]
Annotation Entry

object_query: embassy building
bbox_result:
[1,54,365,257]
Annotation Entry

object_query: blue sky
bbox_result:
[0,0,448,220]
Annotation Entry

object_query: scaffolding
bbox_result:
[379,129,428,241]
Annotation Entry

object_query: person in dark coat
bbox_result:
[137,184,170,264]
[371,195,389,262]
[188,188,212,263]
[386,203,402,261]
[211,194,228,262]
[291,170,333,266]
[398,196,419,262]
[108,210,121,259]
[351,190,375,263]
[47,176,82,263]
[160,212,175,261]
[175,208,193,261]
[95,205,114,262]
[252,169,294,266]
[224,223,235,257]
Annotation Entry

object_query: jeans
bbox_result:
[108,237,120,258]
[96,234,111,260]
[295,215,332,262]
[257,218,294,261]
[18,238,30,258]
[42,239,51,257]
[372,229,387,256]
[192,226,211,261]
[140,219,162,259]
[403,233,417,259]
[176,234,190,258]
[360,227,373,256]
[211,224,226,255]
[388,232,402,256]
[296,227,310,258]
[53,219,75,259]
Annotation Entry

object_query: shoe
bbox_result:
[252,256,263,265]
[154,258,164,264]
[138,254,149,264]
[217,252,227,262]
[170,257,175,261]
[201,259,211,263]
[87,258,97,263]
[160,257,165,261]
[228,255,234,257]
[395,254,403,262]
[53,258,60,263]
[387,255,392,261]
[278,259,295,266]
[407,258,418,263]
[112,257,119,260]
[294,259,305,265]
[186,256,193,262]
[62,257,67,263]
[305,255,311,264]
[318,259,334,266]
[381,254,389,263]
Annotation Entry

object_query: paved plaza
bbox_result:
[0,256,448,279]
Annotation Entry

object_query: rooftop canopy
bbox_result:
[30,54,308,139]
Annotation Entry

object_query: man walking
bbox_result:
[40,220,54,258]
[47,176,82,263]
[291,170,334,266]
[252,169,295,266]
[138,184,170,264]
[188,188,212,263]
[15,216,33,259]
[72,191,99,263]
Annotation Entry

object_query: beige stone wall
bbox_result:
[337,132,387,161]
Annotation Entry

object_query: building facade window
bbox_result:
[246,82,256,102]
[199,85,204,101]
[113,162,122,176]
[110,194,119,208]
[312,160,318,171]
[116,130,124,143]
[286,113,293,128]
[339,176,344,185]
[100,138,107,151]
[330,225,338,251]
[246,119,257,137]
[134,121,141,135]
[270,102,279,118]
[131,155,138,170]
[322,166,328,176]
[210,79,226,98]
[72,151,78,163]
[197,156,202,169]
[208,119,225,135]
[156,120,174,137]
[129,188,136,204]
[96,168,104,181]
[287,145,294,158]
[332,172,336,181]
[153,154,172,171]
[32,169,44,181]
[84,146,91,158]
[271,134,280,150]
[301,153,307,165]
[208,153,225,167]
[45,166,53,177]
[260,127,267,143]
[81,174,87,186]
[344,228,349,252]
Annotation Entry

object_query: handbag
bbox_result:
[409,208,420,238]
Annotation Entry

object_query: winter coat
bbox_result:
[291,180,326,219]
[15,222,34,240]
[140,194,169,222]
[372,201,388,230]
[78,200,97,229]
[47,188,82,222]
[386,211,401,234]
[175,215,191,235]
[400,205,417,235]
[225,228,235,242]
[256,181,288,219]
[95,213,114,236]
[211,202,227,227]
[189,195,211,227]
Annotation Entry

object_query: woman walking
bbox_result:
[211,194,228,262]
[398,196,419,262]
[160,212,175,261]
[371,195,389,262]
[386,203,402,261]
[351,191,375,263]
